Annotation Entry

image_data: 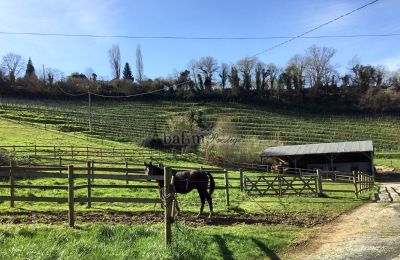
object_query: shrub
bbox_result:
[200,119,282,164]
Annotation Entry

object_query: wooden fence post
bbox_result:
[34,145,37,156]
[239,169,244,192]
[53,145,56,158]
[125,161,129,185]
[317,169,323,196]
[224,169,230,206]
[91,160,95,182]
[278,175,282,197]
[361,172,364,193]
[68,165,75,227]
[9,160,15,207]
[164,166,172,246]
[87,161,92,208]
[59,157,62,174]
[352,171,358,198]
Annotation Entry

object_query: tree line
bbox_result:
[1,44,399,112]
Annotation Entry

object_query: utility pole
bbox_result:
[88,91,92,132]
[42,64,46,84]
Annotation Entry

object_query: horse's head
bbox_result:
[144,161,163,176]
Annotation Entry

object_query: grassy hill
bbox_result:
[0,97,399,152]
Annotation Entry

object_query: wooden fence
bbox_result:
[320,170,374,197]
[244,172,321,196]
[243,169,374,197]
[0,145,197,164]
[0,163,180,246]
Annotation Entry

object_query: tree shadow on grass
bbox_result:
[212,234,234,260]
[251,238,280,260]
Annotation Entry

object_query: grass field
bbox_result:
[0,223,308,259]
[0,98,389,259]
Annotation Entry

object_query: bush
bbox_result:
[200,119,282,164]
[139,136,166,150]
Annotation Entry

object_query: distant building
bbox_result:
[260,140,374,175]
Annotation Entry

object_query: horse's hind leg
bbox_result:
[205,192,213,218]
[197,189,206,218]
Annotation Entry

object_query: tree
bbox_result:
[136,45,144,84]
[196,56,218,93]
[305,45,336,90]
[237,57,257,92]
[1,52,25,84]
[219,63,229,90]
[287,54,306,95]
[123,62,134,81]
[25,57,36,78]
[108,44,121,80]
[351,64,384,91]
[187,59,198,89]
[255,62,265,96]
[265,63,279,97]
[229,66,240,96]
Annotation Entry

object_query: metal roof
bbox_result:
[260,140,373,157]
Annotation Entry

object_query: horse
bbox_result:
[144,162,215,218]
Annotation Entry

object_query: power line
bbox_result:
[0,30,398,40]
[252,0,381,57]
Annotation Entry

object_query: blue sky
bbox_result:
[0,0,399,80]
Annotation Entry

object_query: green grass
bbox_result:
[0,223,307,259]
[375,158,400,169]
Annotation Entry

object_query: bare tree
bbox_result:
[196,56,218,93]
[136,45,144,84]
[237,57,257,92]
[1,52,25,83]
[108,45,121,80]
[286,54,307,95]
[305,45,336,88]
[187,59,198,89]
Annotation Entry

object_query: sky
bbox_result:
[0,0,399,80]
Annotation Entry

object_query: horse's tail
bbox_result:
[206,172,215,196]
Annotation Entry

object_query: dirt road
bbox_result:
[290,182,400,260]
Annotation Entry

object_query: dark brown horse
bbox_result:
[144,162,215,218]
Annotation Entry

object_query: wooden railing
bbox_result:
[0,163,181,246]
[242,169,374,197]
[243,171,321,196]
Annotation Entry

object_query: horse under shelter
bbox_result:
[260,140,375,176]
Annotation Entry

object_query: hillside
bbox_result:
[0,98,399,152]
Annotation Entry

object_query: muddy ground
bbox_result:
[0,210,339,227]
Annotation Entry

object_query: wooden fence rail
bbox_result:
[243,169,374,197]
[0,163,177,246]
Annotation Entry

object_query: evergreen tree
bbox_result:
[122,62,134,81]
[25,57,36,77]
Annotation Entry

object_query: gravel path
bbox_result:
[290,182,400,260]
